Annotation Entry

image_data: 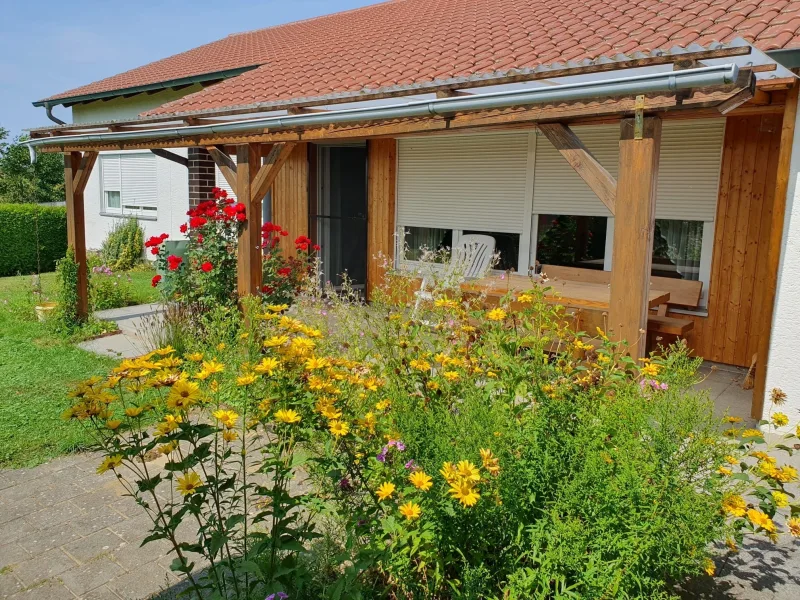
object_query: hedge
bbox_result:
[0,204,68,276]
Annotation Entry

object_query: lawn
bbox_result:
[0,269,159,468]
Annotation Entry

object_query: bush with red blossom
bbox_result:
[261,222,319,304]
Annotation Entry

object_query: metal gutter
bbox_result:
[766,48,800,70]
[32,66,260,108]
[26,63,739,161]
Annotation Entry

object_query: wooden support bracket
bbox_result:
[251,142,298,203]
[538,123,617,214]
[207,145,238,196]
[150,148,188,167]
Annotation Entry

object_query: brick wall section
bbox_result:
[188,148,215,208]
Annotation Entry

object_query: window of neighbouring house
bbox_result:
[651,219,704,281]
[463,230,520,271]
[402,227,452,262]
[101,153,158,217]
[535,214,608,271]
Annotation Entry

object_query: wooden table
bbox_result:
[461,274,670,311]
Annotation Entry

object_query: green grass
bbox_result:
[0,269,159,468]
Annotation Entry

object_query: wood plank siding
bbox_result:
[366,139,397,299]
[676,114,783,366]
[271,143,309,259]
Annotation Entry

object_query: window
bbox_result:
[535,215,608,271]
[402,227,452,262]
[463,230,519,271]
[101,153,158,217]
[652,220,703,280]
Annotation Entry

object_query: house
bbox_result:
[24,0,800,424]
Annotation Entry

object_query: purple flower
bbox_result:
[266,593,288,600]
[376,449,387,463]
[339,477,352,491]
[388,440,406,452]
[405,459,417,470]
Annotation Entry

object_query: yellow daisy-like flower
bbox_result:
[787,517,800,537]
[457,460,481,482]
[702,558,716,577]
[124,406,145,418]
[290,337,316,354]
[443,371,460,382]
[97,454,123,474]
[176,472,203,496]
[186,352,204,362]
[409,471,433,491]
[305,357,331,371]
[375,399,391,411]
[237,373,258,386]
[434,298,459,310]
[202,360,225,375]
[264,335,290,348]
[105,419,122,431]
[167,380,202,410]
[722,494,747,517]
[254,357,281,376]
[267,303,290,313]
[212,409,239,429]
[741,429,762,439]
[479,448,501,476]
[724,455,739,466]
[358,412,377,434]
[426,380,440,391]
[448,480,480,507]
[329,420,350,437]
[440,462,459,484]
[376,482,396,501]
[155,414,182,437]
[717,466,732,476]
[724,415,743,423]
[640,363,660,377]
[274,409,301,424]
[158,441,178,456]
[222,430,239,442]
[772,491,789,508]
[771,412,789,427]
[316,398,342,420]
[516,293,534,304]
[216,343,226,352]
[486,308,507,322]
[409,359,431,372]
[399,501,422,521]
[747,508,776,533]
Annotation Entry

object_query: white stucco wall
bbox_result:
[764,106,800,428]
[82,149,189,253]
[71,86,204,123]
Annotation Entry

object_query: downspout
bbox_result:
[45,104,66,126]
[25,64,740,153]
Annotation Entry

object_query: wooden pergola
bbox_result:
[33,46,798,417]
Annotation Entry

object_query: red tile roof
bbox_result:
[40,0,800,117]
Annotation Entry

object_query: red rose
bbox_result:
[236,213,246,222]
[200,261,213,272]
[144,236,163,248]
[277,267,292,277]
[233,203,246,213]
[224,206,237,218]
[280,230,289,237]
[151,274,162,287]
[167,255,183,271]
[312,244,321,251]
[189,216,207,228]
[179,223,188,234]
[150,247,159,256]
[294,235,312,251]
[160,233,169,241]
[197,234,204,244]
[261,285,274,294]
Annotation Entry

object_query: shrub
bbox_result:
[0,203,67,276]
[64,275,800,599]
[100,218,144,271]
[89,265,135,311]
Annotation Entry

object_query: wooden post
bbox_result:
[366,139,397,299]
[64,151,97,321]
[236,144,263,297]
[608,117,662,359]
[751,83,800,419]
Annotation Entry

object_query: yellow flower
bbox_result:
[222,430,239,442]
[158,441,178,455]
[167,380,202,410]
[213,409,239,429]
[724,416,743,423]
[186,352,204,362]
[434,298,459,310]
[375,399,391,411]
[717,466,732,476]
[358,412,377,434]
[290,337,316,354]
[443,371,460,382]
[747,508,776,533]
[448,480,480,507]
[440,462,459,484]
[409,359,431,372]
[274,409,301,424]
[426,380,440,391]
[237,373,258,386]
[724,455,739,466]
[741,429,762,439]
[771,412,789,427]
[267,303,290,313]
[254,357,281,376]
[124,406,145,418]
[486,308,507,322]
[264,335,290,348]
[216,343,226,351]
[722,494,747,517]
[399,501,422,521]
[770,387,788,406]
[176,472,203,496]
[479,448,501,476]
[772,491,789,508]
[640,363,660,377]
[329,420,350,437]
[409,471,433,491]
[316,398,342,420]
[516,293,534,304]
[202,359,225,375]
[457,460,481,482]
[703,558,715,577]
[305,357,331,371]
[105,419,122,431]
[788,517,800,537]
[155,414,183,437]
[376,482,396,501]
[97,455,123,474]
[486,370,498,378]
[596,353,611,365]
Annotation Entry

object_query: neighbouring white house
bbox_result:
[24,0,800,425]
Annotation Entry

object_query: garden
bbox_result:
[31,188,797,598]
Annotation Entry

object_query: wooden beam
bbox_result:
[207,146,237,196]
[608,117,662,359]
[538,123,617,214]
[236,144,263,297]
[251,142,297,203]
[64,152,93,320]
[287,107,329,115]
[752,83,799,419]
[72,151,98,196]
[150,148,188,167]
[367,139,397,299]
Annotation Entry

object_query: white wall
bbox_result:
[82,149,189,254]
[764,106,800,430]
[71,86,204,123]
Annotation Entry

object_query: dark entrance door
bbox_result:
[313,145,368,289]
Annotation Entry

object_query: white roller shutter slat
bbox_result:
[120,154,158,208]
[215,156,237,198]
[397,132,529,234]
[101,155,121,192]
[533,119,724,222]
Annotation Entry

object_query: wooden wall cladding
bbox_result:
[366,139,397,299]
[271,143,309,259]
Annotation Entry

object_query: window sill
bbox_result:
[99,211,158,222]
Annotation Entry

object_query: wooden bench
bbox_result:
[540,264,703,340]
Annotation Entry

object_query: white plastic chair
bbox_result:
[413,234,496,314]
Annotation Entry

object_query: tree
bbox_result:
[0,127,64,203]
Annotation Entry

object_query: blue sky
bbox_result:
[0,0,377,137]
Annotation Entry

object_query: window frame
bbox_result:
[99,152,159,219]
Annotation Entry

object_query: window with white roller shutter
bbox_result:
[100,153,158,216]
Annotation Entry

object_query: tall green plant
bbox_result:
[101,218,144,271]
[53,246,81,329]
